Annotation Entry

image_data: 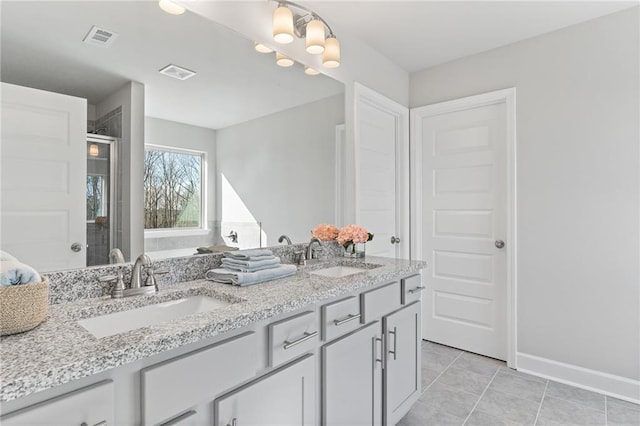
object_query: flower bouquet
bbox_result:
[337,225,374,258]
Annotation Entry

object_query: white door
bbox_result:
[412,90,514,361]
[354,83,409,259]
[1,82,87,271]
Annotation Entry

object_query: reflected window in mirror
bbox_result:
[144,145,205,231]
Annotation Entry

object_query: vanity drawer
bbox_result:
[268,311,317,367]
[1,380,114,426]
[141,331,258,426]
[322,296,361,342]
[360,281,401,323]
[401,274,425,305]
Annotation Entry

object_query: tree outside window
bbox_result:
[144,147,203,230]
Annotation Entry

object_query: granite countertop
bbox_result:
[0,256,426,402]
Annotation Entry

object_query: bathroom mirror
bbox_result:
[1,1,345,272]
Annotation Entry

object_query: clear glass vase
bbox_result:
[343,242,365,258]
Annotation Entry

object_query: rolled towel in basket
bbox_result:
[0,250,17,261]
[205,264,297,287]
[224,249,274,261]
[0,261,42,286]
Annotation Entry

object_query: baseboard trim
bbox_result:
[516,352,640,404]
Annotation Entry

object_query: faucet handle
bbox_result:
[99,268,125,298]
[143,267,169,290]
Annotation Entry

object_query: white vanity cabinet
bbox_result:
[0,380,114,426]
[214,354,316,426]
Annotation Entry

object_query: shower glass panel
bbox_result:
[86,137,115,266]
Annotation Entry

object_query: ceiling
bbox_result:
[0,1,344,130]
[1,1,636,129]
[308,1,637,72]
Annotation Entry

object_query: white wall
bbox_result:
[216,94,344,246]
[144,117,217,253]
[411,8,639,396]
[96,81,145,261]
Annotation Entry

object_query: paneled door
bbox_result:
[1,82,87,271]
[354,83,409,259]
[412,89,515,362]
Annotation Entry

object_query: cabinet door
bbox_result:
[384,301,421,425]
[214,354,315,426]
[0,380,114,426]
[322,321,382,426]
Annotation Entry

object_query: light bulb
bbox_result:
[89,143,99,157]
[276,52,294,67]
[305,19,325,54]
[273,5,294,44]
[322,36,340,68]
[158,0,185,15]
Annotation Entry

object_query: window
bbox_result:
[144,146,204,230]
[87,174,107,221]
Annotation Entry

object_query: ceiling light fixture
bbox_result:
[269,0,340,68]
[158,0,185,15]
[254,42,274,53]
[304,66,320,76]
[89,143,100,157]
[276,52,294,67]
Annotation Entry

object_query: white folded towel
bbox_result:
[0,260,42,286]
[221,256,281,272]
[224,249,274,261]
[0,250,17,262]
[205,264,297,287]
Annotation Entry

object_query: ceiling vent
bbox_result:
[159,64,197,81]
[83,25,119,47]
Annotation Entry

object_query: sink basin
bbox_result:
[310,266,368,278]
[78,295,230,338]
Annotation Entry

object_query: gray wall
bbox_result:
[410,8,639,383]
[216,94,344,246]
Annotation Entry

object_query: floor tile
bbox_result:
[438,364,494,395]
[422,365,443,390]
[452,351,504,377]
[545,381,605,412]
[537,395,605,425]
[465,409,520,426]
[418,381,480,420]
[398,398,465,426]
[474,388,540,425]
[423,340,463,370]
[607,396,640,426]
[489,370,547,403]
[499,366,548,384]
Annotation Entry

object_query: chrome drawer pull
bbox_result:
[160,410,197,426]
[81,421,107,426]
[388,327,397,360]
[408,286,426,294]
[283,331,318,349]
[333,313,361,326]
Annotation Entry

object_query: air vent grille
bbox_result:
[83,25,119,47]
[159,64,197,81]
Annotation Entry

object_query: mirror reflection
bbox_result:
[1,1,345,272]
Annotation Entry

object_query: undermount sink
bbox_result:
[309,266,368,278]
[78,295,231,338]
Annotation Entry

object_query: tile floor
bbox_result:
[399,341,640,426]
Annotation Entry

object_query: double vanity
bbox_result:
[0,249,426,426]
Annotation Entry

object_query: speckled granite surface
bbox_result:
[0,255,425,402]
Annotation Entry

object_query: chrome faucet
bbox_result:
[278,234,292,245]
[100,253,167,298]
[306,238,322,261]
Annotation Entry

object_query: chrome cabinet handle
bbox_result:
[495,240,505,249]
[388,327,397,360]
[408,286,426,294]
[159,410,196,426]
[81,421,107,426]
[283,331,318,349]
[374,336,383,365]
[227,418,237,426]
[333,313,361,326]
[390,236,401,244]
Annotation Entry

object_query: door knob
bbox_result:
[390,236,401,244]
[495,240,505,249]
[71,242,83,252]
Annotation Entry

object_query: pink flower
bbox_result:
[337,225,372,246]
[311,224,339,241]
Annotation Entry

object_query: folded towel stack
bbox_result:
[0,251,42,286]
[205,249,296,287]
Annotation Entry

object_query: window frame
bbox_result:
[143,144,207,237]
